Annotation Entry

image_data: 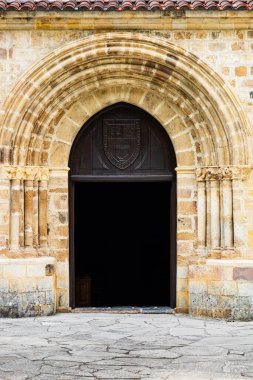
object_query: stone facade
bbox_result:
[0,10,253,318]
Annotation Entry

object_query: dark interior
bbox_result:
[74,181,171,307]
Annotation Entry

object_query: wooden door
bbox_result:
[69,102,177,308]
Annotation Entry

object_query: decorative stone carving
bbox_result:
[195,167,206,181]
[205,169,220,181]
[2,166,50,181]
[218,167,233,180]
[195,166,250,182]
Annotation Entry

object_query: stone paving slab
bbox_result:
[0,313,252,379]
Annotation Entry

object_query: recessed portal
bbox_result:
[75,181,171,307]
[69,102,177,309]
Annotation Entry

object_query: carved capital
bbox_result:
[217,167,233,181]
[195,166,250,182]
[205,169,219,181]
[219,166,250,181]
[195,168,206,182]
[2,166,50,181]
[196,167,219,181]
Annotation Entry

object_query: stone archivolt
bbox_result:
[0,33,250,168]
[0,32,250,259]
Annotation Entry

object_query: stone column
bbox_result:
[222,177,233,249]
[0,177,10,248]
[24,180,34,247]
[10,179,20,250]
[39,180,48,247]
[210,178,220,250]
[196,177,206,248]
[206,180,211,248]
[195,165,250,255]
[3,165,50,251]
[33,180,39,247]
[19,180,24,247]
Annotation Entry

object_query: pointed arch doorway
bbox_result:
[69,103,177,309]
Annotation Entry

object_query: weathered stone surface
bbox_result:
[233,267,253,281]
[0,313,252,379]
[0,258,56,317]
[189,260,253,320]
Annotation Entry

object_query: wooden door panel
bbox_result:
[69,102,177,308]
[69,103,176,178]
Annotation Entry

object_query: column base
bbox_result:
[221,249,240,259]
[196,247,208,257]
[208,249,221,259]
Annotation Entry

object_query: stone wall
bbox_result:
[0,257,56,317]
[0,12,252,122]
[189,260,253,320]
[0,11,252,318]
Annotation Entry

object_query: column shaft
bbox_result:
[24,180,34,247]
[210,180,220,249]
[33,180,39,247]
[39,180,48,247]
[19,180,24,247]
[197,180,206,248]
[223,179,233,248]
[206,180,211,248]
[10,179,20,250]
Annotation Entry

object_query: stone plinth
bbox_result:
[189,259,253,320]
[0,257,56,317]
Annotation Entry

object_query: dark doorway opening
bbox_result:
[75,181,171,307]
[69,102,177,309]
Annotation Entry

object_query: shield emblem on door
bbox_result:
[103,119,141,170]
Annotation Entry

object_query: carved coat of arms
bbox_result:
[103,119,141,170]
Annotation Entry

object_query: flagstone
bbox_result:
[0,313,252,379]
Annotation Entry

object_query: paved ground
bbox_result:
[0,313,253,380]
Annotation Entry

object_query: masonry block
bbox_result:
[0,258,56,317]
[190,260,253,320]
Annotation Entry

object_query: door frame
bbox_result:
[69,175,177,309]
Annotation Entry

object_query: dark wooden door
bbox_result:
[69,102,177,308]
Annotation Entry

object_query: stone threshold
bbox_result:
[71,307,175,314]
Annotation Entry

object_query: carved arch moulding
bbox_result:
[0,32,251,257]
[0,32,251,169]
